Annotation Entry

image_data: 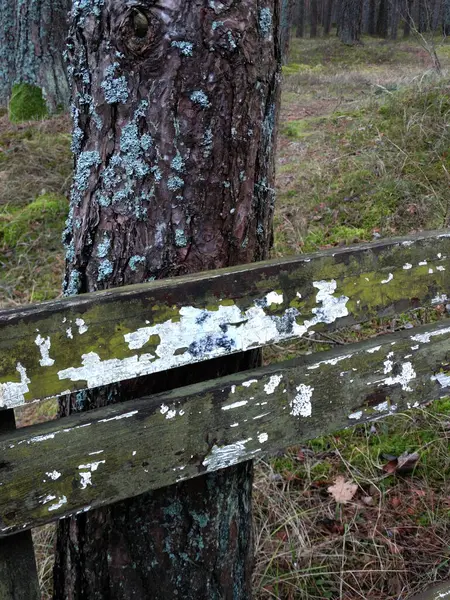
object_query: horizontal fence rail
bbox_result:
[1,229,450,410]
[0,318,449,536]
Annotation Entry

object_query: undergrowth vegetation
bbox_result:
[0,33,449,600]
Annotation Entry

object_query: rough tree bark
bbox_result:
[281,0,295,60]
[367,0,378,34]
[53,0,281,598]
[0,0,70,110]
[338,0,363,44]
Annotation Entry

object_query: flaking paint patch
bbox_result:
[307,354,353,370]
[411,327,450,344]
[202,438,252,471]
[0,363,30,408]
[264,374,283,394]
[431,373,450,387]
[367,345,382,354]
[45,470,61,480]
[381,273,393,284]
[222,400,248,410]
[290,384,314,417]
[258,432,268,443]
[98,410,138,423]
[54,282,348,395]
[35,335,55,367]
[78,460,105,489]
[48,496,67,512]
[373,360,416,392]
[242,379,258,387]
[348,411,363,420]
[76,318,88,334]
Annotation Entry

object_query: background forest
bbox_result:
[0,0,450,598]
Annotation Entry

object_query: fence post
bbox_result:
[0,409,40,600]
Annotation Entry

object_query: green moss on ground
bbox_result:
[8,83,48,123]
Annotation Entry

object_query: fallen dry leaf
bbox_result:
[383,451,420,475]
[328,476,357,504]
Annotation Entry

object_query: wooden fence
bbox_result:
[1,229,450,598]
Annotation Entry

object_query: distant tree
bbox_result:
[310,0,319,37]
[281,0,296,58]
[377,0,389,36]
[390,0,401,38]
[403,0,415,35]
[323,0,334,34]
[0,0,70,111]
[368,0,378,34]
[338,0,363,44]
[296,0,306,36]
[445,0,450,33]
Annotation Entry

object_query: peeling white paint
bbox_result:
[411,344,419,350]
[41,494,56,505]
[242,379,258,387]
[265,291,283,305]
[0,363,31,408]
[230,422,239,427]
[160,404,176,419]
[78,461,105,489]
[381,273,393,284]
[437,265,446,271]
[258,432,268,443]
[367,345,381,354]
[374,361,416,392]
[45,470,61,480]
[431,373,450,387]
[419,260,427,266]
[48,496,67,512]
[30,432,56,443]
[202,438,253,471]
[307,354,353,370]
[35,335,55,367]
[66,328,73,339]
[98,410,138,423]
[411,327,450,344]
[402,240,414,246]
[290,384,314,417]
[88,450,104,456]
[231,385,236,394]
[222,400,248,410]
[403,263,412,270]
[52,281,347,395]
[429,268,434,274]
[253,412,270,419]
[264,374,283,394]
[348,411,363,420]
[76,318,88,334]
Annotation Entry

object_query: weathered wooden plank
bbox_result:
[0,410,40,599]
[1,318,450,536]
[0,229,450,410]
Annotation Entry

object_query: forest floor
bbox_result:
[0,33,450,600]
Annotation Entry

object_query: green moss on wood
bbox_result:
[8,83,48,123]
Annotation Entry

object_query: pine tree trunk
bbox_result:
[368,0,377,34]
[0,0,70,110]
[53,1,281,598]
[310,0,319,36]
[281,0,295,60]
[323,0,334,34]
[376,0,389,37]
[296,0,305,36]
[390,0,401,38]
[338,0,363,44]
[403,0,414,36]
[444,0,450,34]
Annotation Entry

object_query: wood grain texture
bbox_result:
[1,229,450,409]
[1,318,449,536]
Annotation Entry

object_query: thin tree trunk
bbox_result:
[338,0,363,44]
[310,0,319,36]
[403,0,414,36]
[281,0,295,60]
[390,0,401,38]
[296,0,305,36]
[323,0,333,34]
[368,0,378,34]
[0,0,70,110]
[53,1,281,598]
[376,0,389,36]
[445,0,450,34]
